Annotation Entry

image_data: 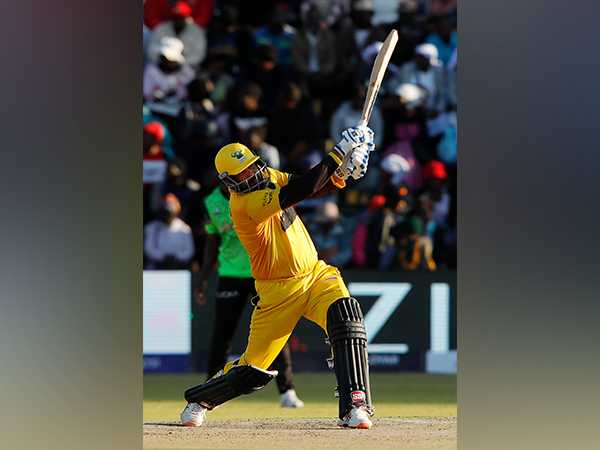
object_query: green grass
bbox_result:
[144,372,456,422]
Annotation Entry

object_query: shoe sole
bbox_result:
[181,420,202,427]
[339,421,372,429]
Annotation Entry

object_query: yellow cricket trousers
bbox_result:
[222,260,349,372]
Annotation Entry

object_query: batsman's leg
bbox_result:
[327,297,373,427]
[181,278,304,425]
[304,261,373,428]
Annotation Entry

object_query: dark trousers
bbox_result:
[206,276,295,394]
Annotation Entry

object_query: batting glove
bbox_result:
[330,126,374,162]
[349,145,371,180]
[334,142,373,180]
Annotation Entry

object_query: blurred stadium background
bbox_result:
[143,0,457,423]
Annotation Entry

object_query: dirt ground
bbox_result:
[143,417,456,450]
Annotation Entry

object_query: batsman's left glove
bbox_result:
[334,125,375,180]
[330,126,374,164]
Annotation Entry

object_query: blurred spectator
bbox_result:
[143,23,151,62]
[242,44,292,110]
[367,184,435,270]
[351,194,385,267]
[143,106,176,154]
[421,160,449,226]
[335,0,377,93]
[224,81,268,144]
[201,52,235,108]
[235,0,278,28]
[380,83,427,191]
[438,48,457,165]
[330,83,383,147]
[254,3,296,69]
[419,160,450,266]
[437,110,456,166]
[144,122,171,222]
[428,0,457,17]
[425,15,457,67]
[267,82,321,170]
[393,1,428,48]
[291,5,337,97]
[176,76,223,180]
[144,0,214,29]
[239,125,281,169]
[300,0,351,29]
[143,121,174,161]
[144,193,195,269]
[147,1,207,67]
[446,48,457,109]
[371,0,399,25]
[143,37,195,106]
[380,153,413,189]
[206,5,254,68]
[392,43,446,115]
[309,202,352,267]
[162,158,202,222]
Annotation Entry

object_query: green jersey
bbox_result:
[203,187,252,278]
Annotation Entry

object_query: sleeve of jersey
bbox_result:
[271,169,290,187]
[204,222,218,234]
[202,206,218,234]
[245,186,284,224]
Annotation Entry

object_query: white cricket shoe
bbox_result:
[338,406,372,429]
[280,389,304,408]
[180,402,206,427]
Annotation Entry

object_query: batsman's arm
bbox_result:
[305,175,346,199]
[278,153,342,209]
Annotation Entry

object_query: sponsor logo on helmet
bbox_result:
[231,150,246,161]
[351,391,366,404]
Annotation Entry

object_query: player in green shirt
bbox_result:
[197,184,304,408]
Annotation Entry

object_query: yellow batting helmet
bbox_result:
[214,143,268,193]
[215,143,259,177]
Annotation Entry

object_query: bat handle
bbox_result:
[358,118,368,128]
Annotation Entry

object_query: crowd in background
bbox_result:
[143,0,457,272]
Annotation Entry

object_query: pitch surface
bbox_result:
[144,372,456,449]
[144,417,456,449]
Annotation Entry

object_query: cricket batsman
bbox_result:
[181,126,375,429]
[199,182,304,408]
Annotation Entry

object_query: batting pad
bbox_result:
[327,297,373,419]
[184,365,278,410]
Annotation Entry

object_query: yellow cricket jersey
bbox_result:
[229,168,318,281]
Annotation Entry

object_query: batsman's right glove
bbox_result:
[336,144,372,180]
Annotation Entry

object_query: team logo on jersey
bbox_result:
[262,190,273,206]
[231,150,246,161]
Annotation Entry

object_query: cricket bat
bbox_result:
[359,29,398,127]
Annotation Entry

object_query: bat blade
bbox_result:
[360,29,398,127]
